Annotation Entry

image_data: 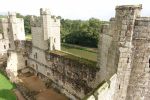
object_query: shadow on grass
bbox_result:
[0,89,16,100]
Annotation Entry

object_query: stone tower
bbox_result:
[29,8,60,79]
[114,5,142,100]
[31,8,60,51]
[97,4,150,100]
[6,12,26,81]
[7,12,25,49]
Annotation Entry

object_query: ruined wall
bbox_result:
[112,5,142,100]
[126,17,150,100]
[0,18,10,54]
[0,39,9,54]
[97,17,119,83]
[46,51,99,99]
[6,13,26,80]
[0,18,9,39]
[97,4,150,100]
[31,27,48,50]
[86,74,117,100]
[31,9,60,51]
[7,41,28,80]
[26,44,99,99]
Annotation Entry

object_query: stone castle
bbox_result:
[0,4,150,100]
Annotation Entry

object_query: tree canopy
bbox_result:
[15,13,107,47]
[61,18,107,47]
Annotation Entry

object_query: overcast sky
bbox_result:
[0,0,149,20]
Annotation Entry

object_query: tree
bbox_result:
[60,18,106,47]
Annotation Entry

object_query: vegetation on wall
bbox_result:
[48,50,97,68]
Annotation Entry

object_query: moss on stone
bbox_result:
[48,50,98,68]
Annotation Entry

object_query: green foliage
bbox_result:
[61,18,108,47]
[16,13,108,47]
[0,70,16,100]
[24,15,31,34]
[25,34,32,40]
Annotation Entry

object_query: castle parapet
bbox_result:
[40,8,51,15]
[30,16,41,27]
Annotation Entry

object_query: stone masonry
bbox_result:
[0,4,150,100]
[97,4,150,100]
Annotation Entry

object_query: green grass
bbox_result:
[25,34,32,40]
[0,70,16,100]
[25,34,97,61]
[62,43,97,61]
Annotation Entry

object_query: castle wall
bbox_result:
[0,18,9,40]
[30,10,97,98]
[31,9,60,51]
[26,44,99,99]
[87,74,117,100]
[49,20,61,50]
[7,51,26,75]
[2,5,150,100]
[0,39,9,54]
[113,5,142,100]
[31,27,48,50]
[97,24,112,82]
[97,17,120,83]
[0,18,10,54]
[13,18,25,40]
[126,17,150,100]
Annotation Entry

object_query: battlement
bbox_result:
[8,12,16,17]
[30,16,41,27]
[133,17,150,39]
[40,8,50,15]
[31,8,60,51]
[50,17,60,27]
[116,4,142,10]
[30,8,60,27]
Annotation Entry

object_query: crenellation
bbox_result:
[30,16,41,27]
[40,8,51,15]
[0,4,150,100]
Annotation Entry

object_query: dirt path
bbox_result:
[36,89,68,100]
[19,74,68,100]
[13,89,26,100]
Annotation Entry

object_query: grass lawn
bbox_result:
[61,43,97,61]
[25,34,32,40]
[25,34,97,61]
[0,71,16,100]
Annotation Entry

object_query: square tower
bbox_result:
[31,8,60,51]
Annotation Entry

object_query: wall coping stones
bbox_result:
[116,4,142,10]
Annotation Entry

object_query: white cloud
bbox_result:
[0,0,149,20]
